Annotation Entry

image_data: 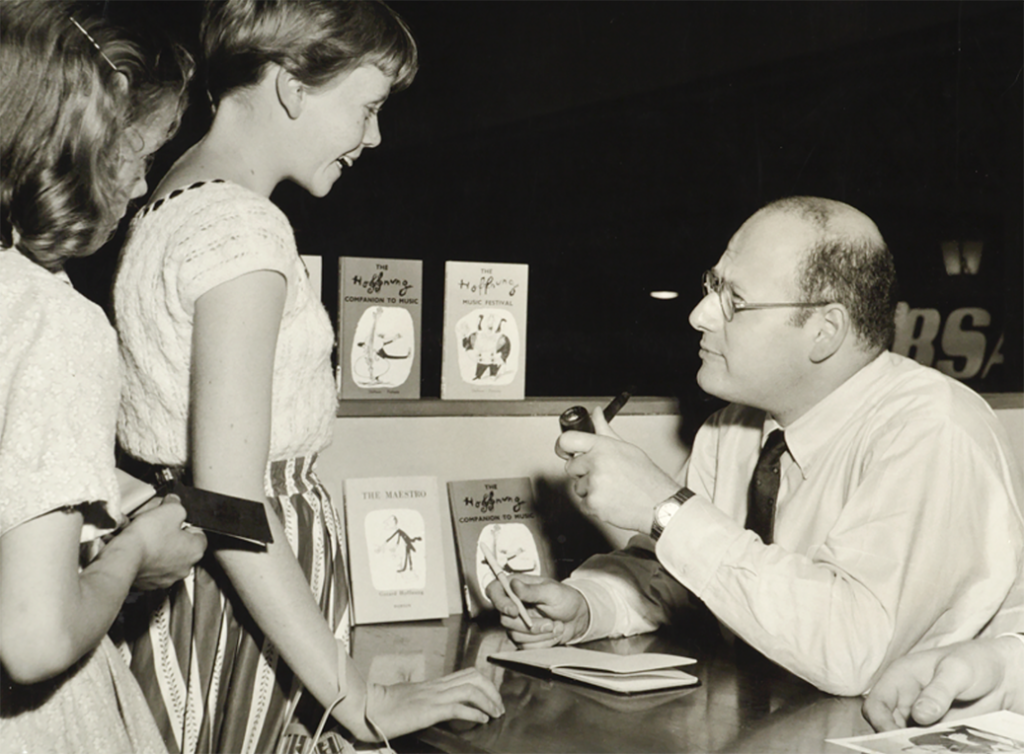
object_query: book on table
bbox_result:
[487,646,699,695]
[446,477,555,617]
[344,476,450,625]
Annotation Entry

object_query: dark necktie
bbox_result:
[745,429,787,545]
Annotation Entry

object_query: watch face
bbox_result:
[656,501,681,527]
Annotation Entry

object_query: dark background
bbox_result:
[71,1,1023,415]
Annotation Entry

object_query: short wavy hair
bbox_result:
[110,30,194,160]
[764,196,899,352]
[0,1,193,270]
[201,0,418,108]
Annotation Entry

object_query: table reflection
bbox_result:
[352,615,873,753]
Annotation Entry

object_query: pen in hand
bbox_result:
[480,540,534,629]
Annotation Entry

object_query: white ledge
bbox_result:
[336,395,680,418]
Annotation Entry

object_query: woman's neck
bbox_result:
[162,98,286,200]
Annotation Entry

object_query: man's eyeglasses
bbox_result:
[702,270,831,322]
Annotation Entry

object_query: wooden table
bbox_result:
[352,614,874,753]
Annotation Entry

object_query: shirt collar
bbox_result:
[763,351,895,475]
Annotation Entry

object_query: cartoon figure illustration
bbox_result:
[493,524,537,574]
[455,309,520,386]
[463,313,511,380]
[384,514,422,573]
[366,509,427,591]
[475,523,542,597]
[351,306,414,388]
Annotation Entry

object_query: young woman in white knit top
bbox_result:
[113,3,503,753]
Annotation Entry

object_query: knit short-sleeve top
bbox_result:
[114,180,336,466]
[0,250,122,538]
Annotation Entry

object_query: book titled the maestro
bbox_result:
[441,261,528,400]
[344,476,449,625]
[338,257,422,400]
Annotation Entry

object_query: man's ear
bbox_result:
[275,67,304,120]
[808,303,849,363]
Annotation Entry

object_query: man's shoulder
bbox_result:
[864,352,993,420]
[699,354,1000,446]
[694,354,998,441]
[850,354,1011,462]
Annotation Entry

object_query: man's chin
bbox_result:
[696,366,730,402]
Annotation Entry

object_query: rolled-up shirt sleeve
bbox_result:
[566,538,684,643]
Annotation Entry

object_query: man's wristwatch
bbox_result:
[650,487,695,541]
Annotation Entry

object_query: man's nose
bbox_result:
[689,290,721,332]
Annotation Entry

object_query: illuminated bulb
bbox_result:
[649,291,679,300]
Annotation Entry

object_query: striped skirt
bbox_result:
[120,456,349,754]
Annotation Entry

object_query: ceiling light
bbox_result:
[650,291,679,300]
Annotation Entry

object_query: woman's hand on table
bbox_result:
[364,668,504,739]
[486,574,590,648]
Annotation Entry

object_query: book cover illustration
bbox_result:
[370,510,425,591]
[441,261,528,400]
[344,476,449,625]
[338,257,422,399]
[447,477,554,617]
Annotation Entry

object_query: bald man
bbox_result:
[488,196,1024,696]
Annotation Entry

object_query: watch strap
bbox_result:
[650,487,695,540]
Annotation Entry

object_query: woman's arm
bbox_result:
[191,269,354,718]
[0,499,204,684]
[192,270,502,741]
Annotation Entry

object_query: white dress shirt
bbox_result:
[566,352,1024,695]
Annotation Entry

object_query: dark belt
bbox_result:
[117,449,191,492]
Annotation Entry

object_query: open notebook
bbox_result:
[488,646,698,694]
